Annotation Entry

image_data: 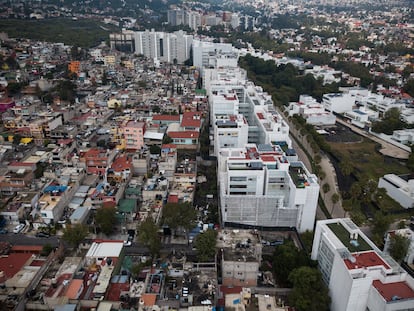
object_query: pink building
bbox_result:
[122,120,146,150]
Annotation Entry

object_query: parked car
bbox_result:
[0,229,8,234]
[35,232,50,238]
[13,224,25,234]
[123,240,132,247]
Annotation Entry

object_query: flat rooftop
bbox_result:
[327,222,372,252]
[344,251,390,270]
[372,280,414,302]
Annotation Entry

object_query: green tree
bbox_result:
[371,107,407,135]
[162,203,197,237]
[194,229,217,261]
[349,182,362,202]
[162,135,173,144]
[340,157,353,176]
[330,193,340,215]
[272,239,312,286]
[300,230,314,253]
[389,234,410,263]
[403,78,414,97]
[322,183,330,199]
[95,207,117,236]
[41,243,54,256]
[149,145,161,155]
[371,213,391,247]
[138,217,161,258]
[288,266,330,311]
[62,224,89,248]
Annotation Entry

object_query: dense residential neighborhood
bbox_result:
[0,0,413,310]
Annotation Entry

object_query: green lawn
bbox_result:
[327,222,372,252]
[0,18,119,47]
[329,138,410,181]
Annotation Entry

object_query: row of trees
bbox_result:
[239,54,339,105]
[268,239,331,311]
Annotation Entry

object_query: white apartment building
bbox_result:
[207,67,291,154]
[378,174,414,209]
[133,30,193,64]
[312,218,414,311]
[110,30,192,64]
[218,144,319,232]
[214,114,249,150]
[322,93,356,113]
[288,95,336,125]
[192,40,239,71]
[202,66,315,231]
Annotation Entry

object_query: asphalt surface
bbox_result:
[0,233,196,256]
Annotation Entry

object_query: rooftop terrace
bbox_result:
[327,222,372,253]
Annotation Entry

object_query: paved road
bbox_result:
[0,234,195,256]
[0,233,60,246]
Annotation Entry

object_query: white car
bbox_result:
[123,240,132,247]
[13,224,25,234]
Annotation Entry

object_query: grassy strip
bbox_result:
[288,126,331,219]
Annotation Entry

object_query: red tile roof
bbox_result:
[168,194,179,203]
[65,279,84,299]
[152,115,180,121]
[373,280,414,302]
[261,155,276,162]
[111,155,132,172]
[257,113,265,120]
[344,251,390,270]
[0,253,32,283]
[161,144,177,149]
[141,293,157,306]
[181,112,202,128]
[168,131,199,139]
[57,138,74,145]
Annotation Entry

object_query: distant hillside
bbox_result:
[0,18,119,48]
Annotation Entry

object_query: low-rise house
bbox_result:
[0,168,34,196]
[168,131,199,149]
[378,174,414,209]
[217,230,262,287]
[392,128,414,145]
[79,148,117,176]
[343,107,379,128]
[38,183,77,224]
[288,95,336,125]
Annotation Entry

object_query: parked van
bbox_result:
[13,224,25,234]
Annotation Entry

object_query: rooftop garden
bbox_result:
[327,222,372,253]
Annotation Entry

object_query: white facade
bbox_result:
[392,128,414,145]
[288,95,336,125]
[312,218,414,311]
[192,40,238,71]
[218,144,319,232]
[304,65,341,85]
[343,107,379,128]
[133,30,193,64]
[214,114,249,150]
[378,174,414,209]
[323,93,356,113]
[202,65,315,231]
